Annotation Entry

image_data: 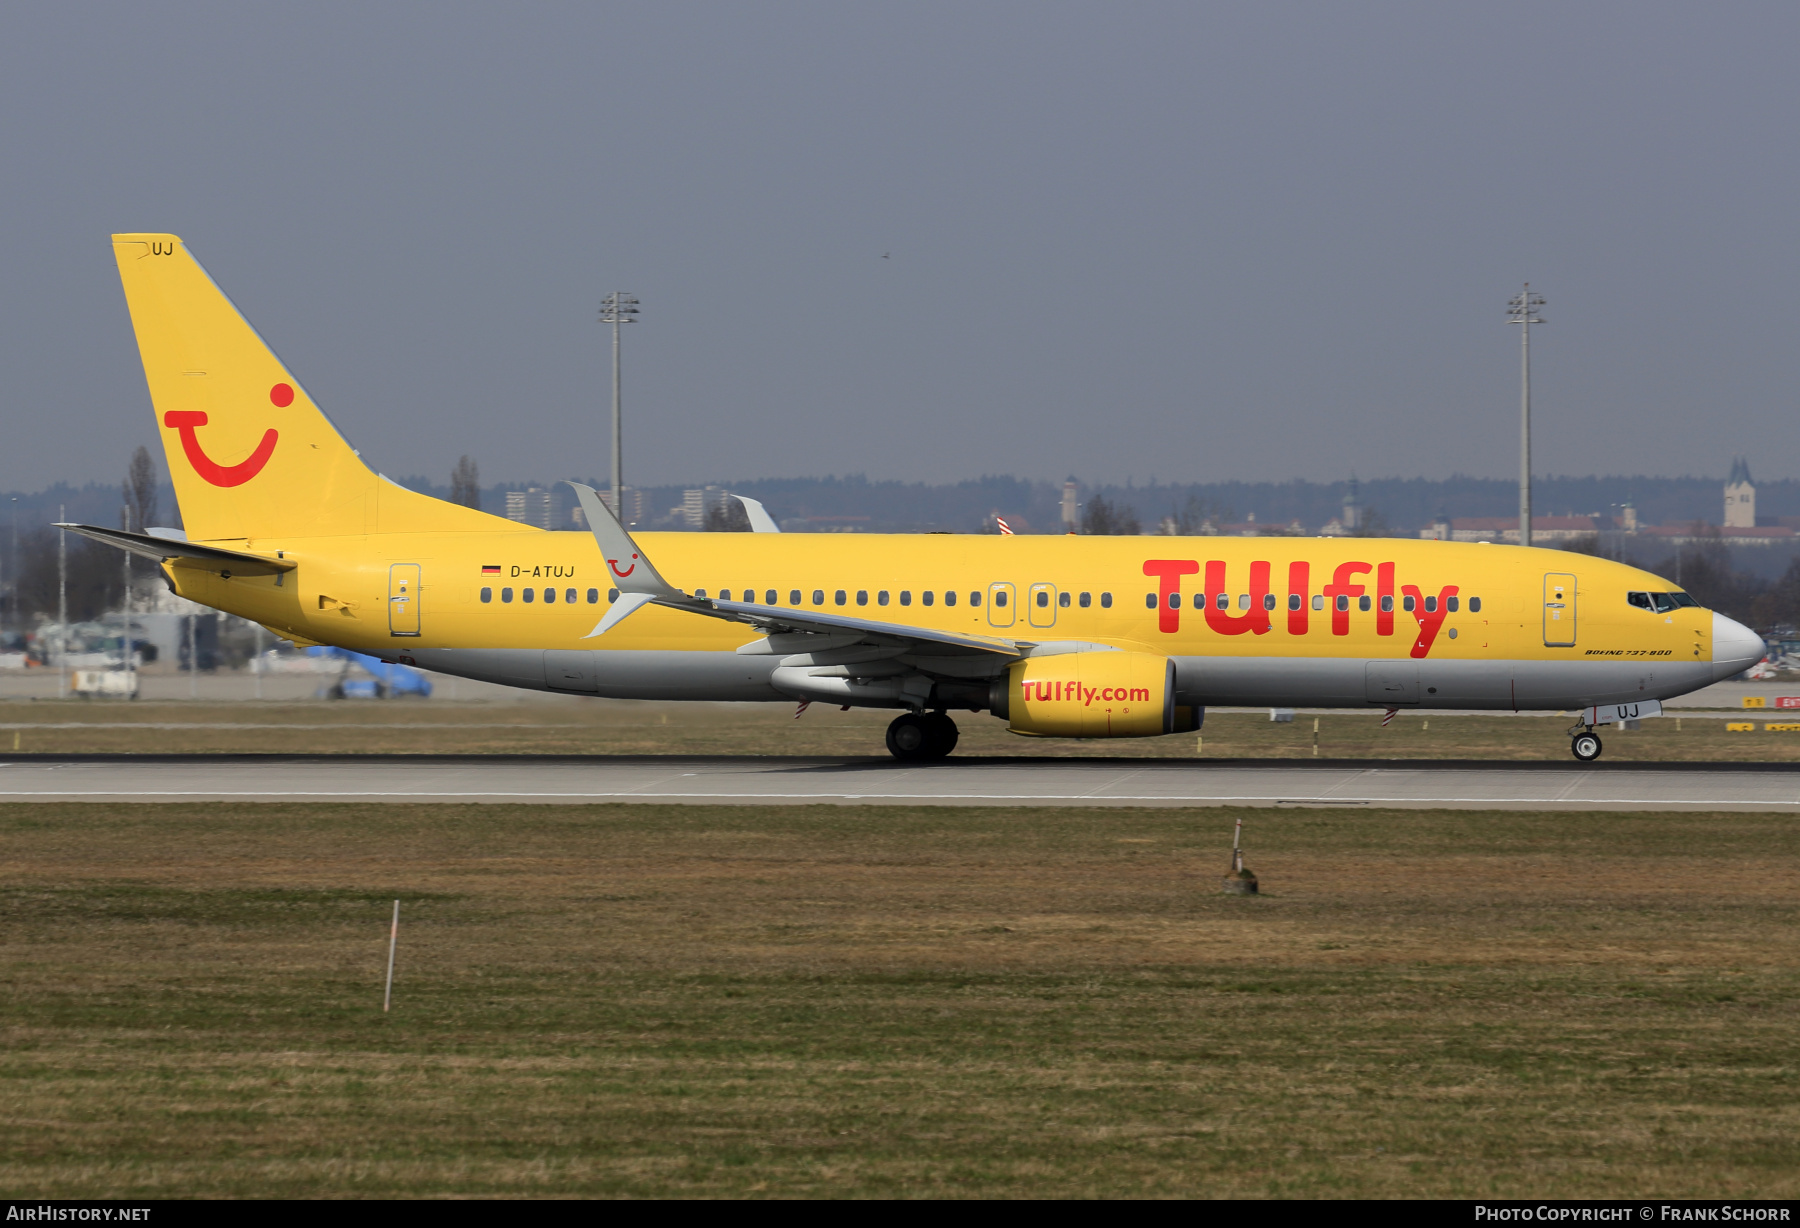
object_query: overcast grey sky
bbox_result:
[2,3,1796,491]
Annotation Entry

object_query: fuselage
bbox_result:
[165,529,1762,714]
[104,231,1764,737]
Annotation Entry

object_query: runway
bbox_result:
[0,753,1793,809]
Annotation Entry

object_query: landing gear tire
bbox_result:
[923,712,959,757]
[886,712,957,762]
[1571,731,1603,762]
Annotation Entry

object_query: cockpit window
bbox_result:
[1669,592,1699,608]
[1650,592,1677,613]
[1627,591,1653,611]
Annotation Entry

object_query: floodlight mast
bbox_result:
[1507,284,1546,548]
[598,293,640,519]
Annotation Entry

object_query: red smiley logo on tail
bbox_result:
[609,553,639,578]
[162,383,287,487]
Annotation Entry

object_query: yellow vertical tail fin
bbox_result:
[111,234,507,542]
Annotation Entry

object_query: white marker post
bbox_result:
[383,899,399,1012]
[1224,818,1258,895]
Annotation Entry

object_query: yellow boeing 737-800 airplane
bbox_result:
[64,234,1765,762]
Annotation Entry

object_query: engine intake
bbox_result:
[991,651,1201,738]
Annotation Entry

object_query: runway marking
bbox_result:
[1552,769,1592,802]
[1079,766,1150,799]
[1313,768,1375,799]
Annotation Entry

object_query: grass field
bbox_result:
[4,800,1797,1197]
[1,698,1798,761]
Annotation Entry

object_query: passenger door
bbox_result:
[1028,582,1058,629]
[389,563,421,637]
[1543,572,1576,647]
[987,582,1016,628]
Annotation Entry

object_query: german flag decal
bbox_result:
[481,564,501,575]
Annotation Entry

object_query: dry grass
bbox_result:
[0,699,1797,762]
[3,801,1798,1197]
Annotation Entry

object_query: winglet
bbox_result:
[567,482,680,597]
[567,482,683,637]
[732,494,781,533]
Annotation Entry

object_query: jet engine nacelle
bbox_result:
[990,651,1201,738]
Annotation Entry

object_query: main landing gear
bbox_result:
[886,711,959,762]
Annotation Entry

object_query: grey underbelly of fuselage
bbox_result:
[407,648,789,701]
[403,647,1714,713]
[1171,655,1714,711]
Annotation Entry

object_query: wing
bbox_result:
[710,599,1020,657]
[562,482,1042,708]
[566,481,1021,654]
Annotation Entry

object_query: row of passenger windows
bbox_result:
[1148,592,1481,614]
[474,585,1487,616]
[477,586,1125,609]
[480,587,602,604]
[695,589,1118,609]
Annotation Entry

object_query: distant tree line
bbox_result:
[450,456,482,510]
[1081,496,1140,535]
[704,499,751,532]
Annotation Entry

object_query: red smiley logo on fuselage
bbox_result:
[163,383,290,488]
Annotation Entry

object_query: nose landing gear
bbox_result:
[1570,728,1603,762]
[886,711,959,761]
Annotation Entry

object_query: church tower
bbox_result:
[1725,457,1755,529]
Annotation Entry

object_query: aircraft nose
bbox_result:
[1711,611,1766,681]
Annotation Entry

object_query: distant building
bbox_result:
[1641,523,1797,548]
[1341,477,1360,532]
[1441,515,1598,544]
[1061,479,1079,533]
[671,486,725,529]
[1419,511,1451,541]
[1629,461,1800,546]
[504,486,558,530]
[1209,515,1303,537]
[1725,457,1755,529]
[593,486,646,526]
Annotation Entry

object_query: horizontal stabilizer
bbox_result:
[55,523,295,576]
[585,591,658,639]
